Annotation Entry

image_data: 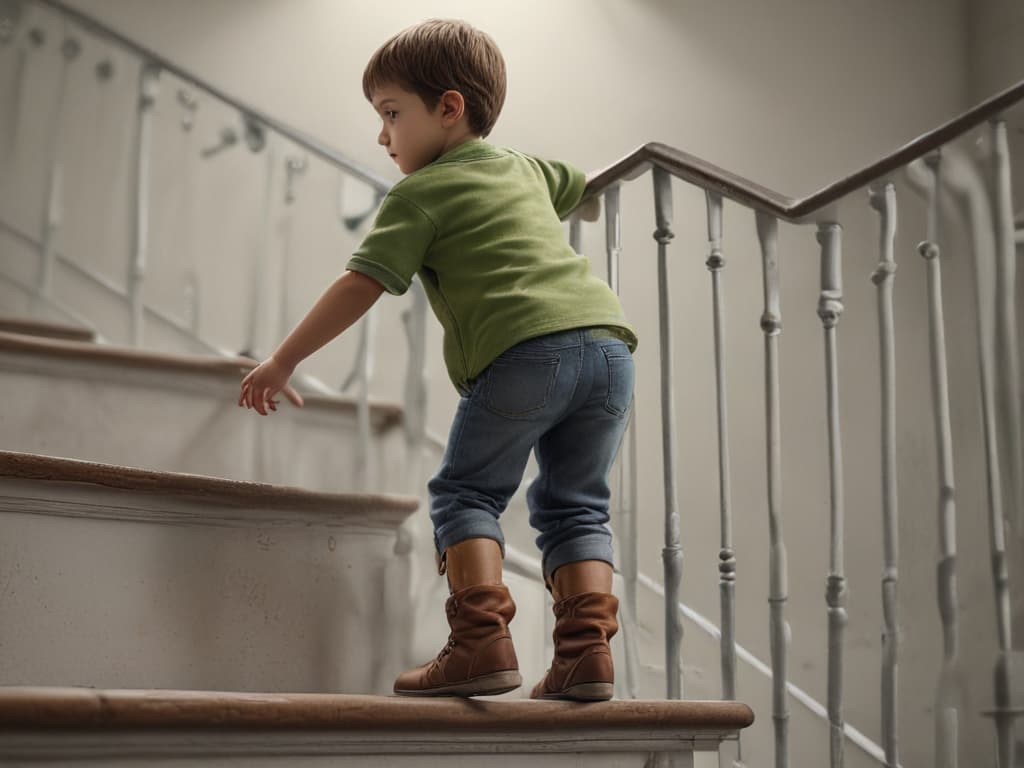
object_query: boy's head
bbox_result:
[363,19,506,139]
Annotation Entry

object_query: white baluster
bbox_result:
[243,143,277,358]
[919,152,963,768]
[402,281,429,498]
[756,210,789,768]
[653,167,684,699]
[605,185,640,701]
[36,35,80,309]
[869,183,900,768]
[569,212,582,255]
[605,185,621,293]
[340,306,378,492]
[705,191,738,700]
[988,119,1017,768]
[128,62,160,347]
[990,120,1023,536]
[817,222,847,768]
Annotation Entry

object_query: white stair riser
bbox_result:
[2,731,721,767]
[0,479,411,694]
[0,354,403,494]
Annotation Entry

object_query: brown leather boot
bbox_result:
[530,591,619,701]
[393,582,521,696]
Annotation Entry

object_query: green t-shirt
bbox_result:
[347,139,637,391]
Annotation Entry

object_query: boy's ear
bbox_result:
[438,90,466,126]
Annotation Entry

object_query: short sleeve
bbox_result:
[346,192,436,295]
[529,156,586,219]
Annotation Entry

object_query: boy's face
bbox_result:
[371,84,449,175]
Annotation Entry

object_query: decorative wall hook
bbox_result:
[200,126,238,158]
[242,113,266,153]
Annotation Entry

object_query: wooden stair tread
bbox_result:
[0,316,96,343]
[0,330,403,429]
[0,687,755,733]
[0,450,419,520]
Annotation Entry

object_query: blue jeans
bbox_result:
[428,327,635,582]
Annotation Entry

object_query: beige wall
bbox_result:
[7,0,1021,766]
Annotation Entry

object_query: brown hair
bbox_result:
[362,19,507,138]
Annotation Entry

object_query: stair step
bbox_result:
[0,330,405,492]
[0,450,418,521]
[0,451,420,693]
[0,315,96,343]
[0,329,402,426]
[0,687,753,765]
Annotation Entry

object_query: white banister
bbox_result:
[918,152,963,768]
[869,182,901,768]
[128,62,159,347]
[816,222,847,768]
[990,120,1023,537]
[605,185,641,701]
[704,191,738,702]
[756,210,789,768]
[652,167,684,700]
[36,32,79,309]
[987,119,1017,768]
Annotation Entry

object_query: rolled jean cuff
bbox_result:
[542,533,615,583]
[433,514,507,558]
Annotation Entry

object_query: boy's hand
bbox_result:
[238,356,305,415]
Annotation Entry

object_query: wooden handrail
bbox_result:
[585,78,1024,222]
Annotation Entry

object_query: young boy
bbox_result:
[239,18,637,701]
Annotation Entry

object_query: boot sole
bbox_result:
[393,670,522,698]
[535,682,614,701]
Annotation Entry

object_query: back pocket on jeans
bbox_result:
[483,355,560,418]
[603,347,634,417]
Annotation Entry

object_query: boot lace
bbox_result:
[439,636,456,657]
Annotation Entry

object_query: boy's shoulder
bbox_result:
[384,142,536,200]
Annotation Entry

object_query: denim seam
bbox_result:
[440,397,474,482]
[560,336,586,422]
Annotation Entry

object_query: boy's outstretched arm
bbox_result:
[238,270,385,416]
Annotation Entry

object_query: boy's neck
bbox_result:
[439,130,483,158]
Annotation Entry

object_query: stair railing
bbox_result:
[572,80,1024,768]
[2,0,414,494]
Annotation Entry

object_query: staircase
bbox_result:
[0,318,753,766]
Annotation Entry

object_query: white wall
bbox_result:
[7,1,1020,766]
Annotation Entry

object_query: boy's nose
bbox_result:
[378,130,388,146]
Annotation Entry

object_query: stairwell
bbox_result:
[0,318,753,766]
[4,1,1024,766]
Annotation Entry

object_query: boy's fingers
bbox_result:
[259,387,274,416]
